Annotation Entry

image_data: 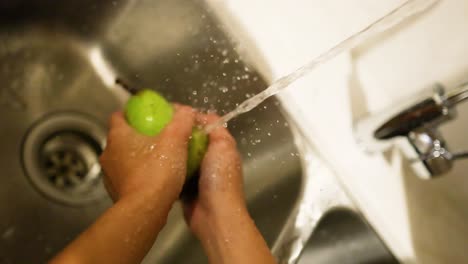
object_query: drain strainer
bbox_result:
[22,112,108,206]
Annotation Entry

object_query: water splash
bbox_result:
[205,0,438,133]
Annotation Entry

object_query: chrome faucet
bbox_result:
[355,81,468,179]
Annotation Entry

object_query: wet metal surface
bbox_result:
[0,1,395,263]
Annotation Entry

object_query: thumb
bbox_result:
[158,105,196,150]
[109,112,134,132]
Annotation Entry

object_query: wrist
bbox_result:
[193,200,251,239]
[119,174,183,204]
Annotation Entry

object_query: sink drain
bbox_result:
[22,112,108,206]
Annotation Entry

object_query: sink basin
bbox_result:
[0,1,395,263]
[0,1,300,262]
[298,209,397,264]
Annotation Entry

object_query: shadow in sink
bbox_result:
[298,209,398,264]
[0,0,302,263]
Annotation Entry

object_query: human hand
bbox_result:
[182,114,246,236]
[99,105,195,201]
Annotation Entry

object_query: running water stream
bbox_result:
[205,0,439,133]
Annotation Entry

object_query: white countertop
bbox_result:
[214,0,468,263]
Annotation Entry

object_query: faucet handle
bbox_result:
[404,129,452,179]
[402,126,468,179]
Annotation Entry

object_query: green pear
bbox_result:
[124,89,208,178]
[125,89,173,136]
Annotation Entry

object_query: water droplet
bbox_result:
[203,97,209,103]
[192,90,198,95]
[247,152,252,157]
[240,138,247,145]
[219,86,229,93]
[45,245,53,253]
[2,227,15,240]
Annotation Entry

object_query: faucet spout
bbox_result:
[355,81,468,179]
[374,97,444,140]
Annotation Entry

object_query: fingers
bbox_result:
[159,105,196,149]
[198,113,239,170]
[200,113,236,146]
[109,112,130,130]
[108,111,138,138]
[197,113,243,202]
[105,112,134,148]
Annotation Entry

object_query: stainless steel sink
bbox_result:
[0,1,396,263]
[297,209,397,264]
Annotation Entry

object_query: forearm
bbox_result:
[196,204,276,264]
[51,184,179,264]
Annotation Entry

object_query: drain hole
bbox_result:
[22,112,108,206]
[43,149,87,188]
[39,131,101,191]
